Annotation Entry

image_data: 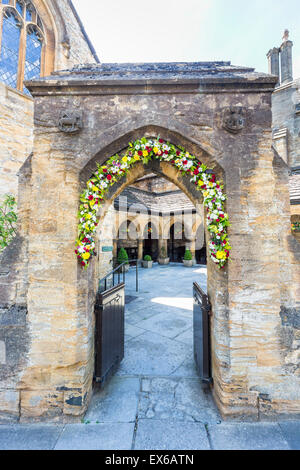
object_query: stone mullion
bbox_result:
[17,20,26,91]
[0,6,3,54]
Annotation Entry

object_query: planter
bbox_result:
[183,259,193,267]
[158,258,170,265]
[119,264,129,273]
[142,261,153,269]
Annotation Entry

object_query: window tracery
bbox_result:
[0,0,44,94]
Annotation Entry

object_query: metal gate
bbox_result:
[193,282,212,384]
[94,282,125,385]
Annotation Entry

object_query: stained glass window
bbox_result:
[0,11,21,89]
[23,27,42,95]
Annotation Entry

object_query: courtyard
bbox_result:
[0,264,299,450]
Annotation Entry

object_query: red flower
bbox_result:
[103,168,107,173]
[88,195,93,201]
[107,174,112,180]
[183,160,188,165]
[138,151,143,156]
[194,169,199,175]
[164,150,169,155]
[81,261,86,267]
[176,151,181,156]
[159,139,164,143]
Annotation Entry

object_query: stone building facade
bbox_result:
[267,31,300,228]
[0,0,98,199]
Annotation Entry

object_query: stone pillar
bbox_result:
[267,48,280,83]
[138,239,143,260]
[280,32,293,83]
[113,239,118,258]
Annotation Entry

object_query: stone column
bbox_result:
[280,33,293,83]
[138,239,143,260]
[113,239,118,258]
[267,48,280,84]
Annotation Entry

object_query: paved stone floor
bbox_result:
[0,264,299,450]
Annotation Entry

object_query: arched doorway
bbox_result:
[168,222,187,262]
[2,62,295,423]
[143,221,159,261]
[117,219,139,261]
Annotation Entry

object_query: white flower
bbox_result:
[184,160,193,169]
[135,144,140,150]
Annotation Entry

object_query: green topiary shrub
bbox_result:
[184,249,193,261]
[144,255,152,262]
[117,247,129,265]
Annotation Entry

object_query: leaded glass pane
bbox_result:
[26,3,35,22]
[0,12,21,89]
[1,1,11,5]
[23,28,41,95]
[16,1,24,16]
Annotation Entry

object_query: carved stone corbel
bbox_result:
[58,110,83,134]
[222,106,246,134]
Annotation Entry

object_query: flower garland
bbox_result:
[292,222,300,232]
[75,137,231,269]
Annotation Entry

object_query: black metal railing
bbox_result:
[98,259,140,293]
[193,282,213,385]
[94,282,125,385]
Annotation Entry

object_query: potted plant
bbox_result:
[142,255,153,269]
[117,247,129,272]
[183,249,193,267]
[158,246,170,265]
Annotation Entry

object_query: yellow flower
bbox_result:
[134,153,140,161]
[208,182,214,188]
[86,213,92,219]
[82,252,91,260]
[92,186,99,192]
[153,147,159,154]
[203,191,209,198]
[198,180,204,186]
[122,156,128,163]
[216,251,226,260]
[143,150,148,157]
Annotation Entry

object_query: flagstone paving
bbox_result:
[0,264,299,450]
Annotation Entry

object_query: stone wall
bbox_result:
[0,84,33,200]
[52,0,98,70]
[272,83,300,169]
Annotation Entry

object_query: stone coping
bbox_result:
[25,61,278,95]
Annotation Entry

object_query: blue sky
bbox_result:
[72,0,300,77]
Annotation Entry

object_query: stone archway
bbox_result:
[0,62,299,422]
